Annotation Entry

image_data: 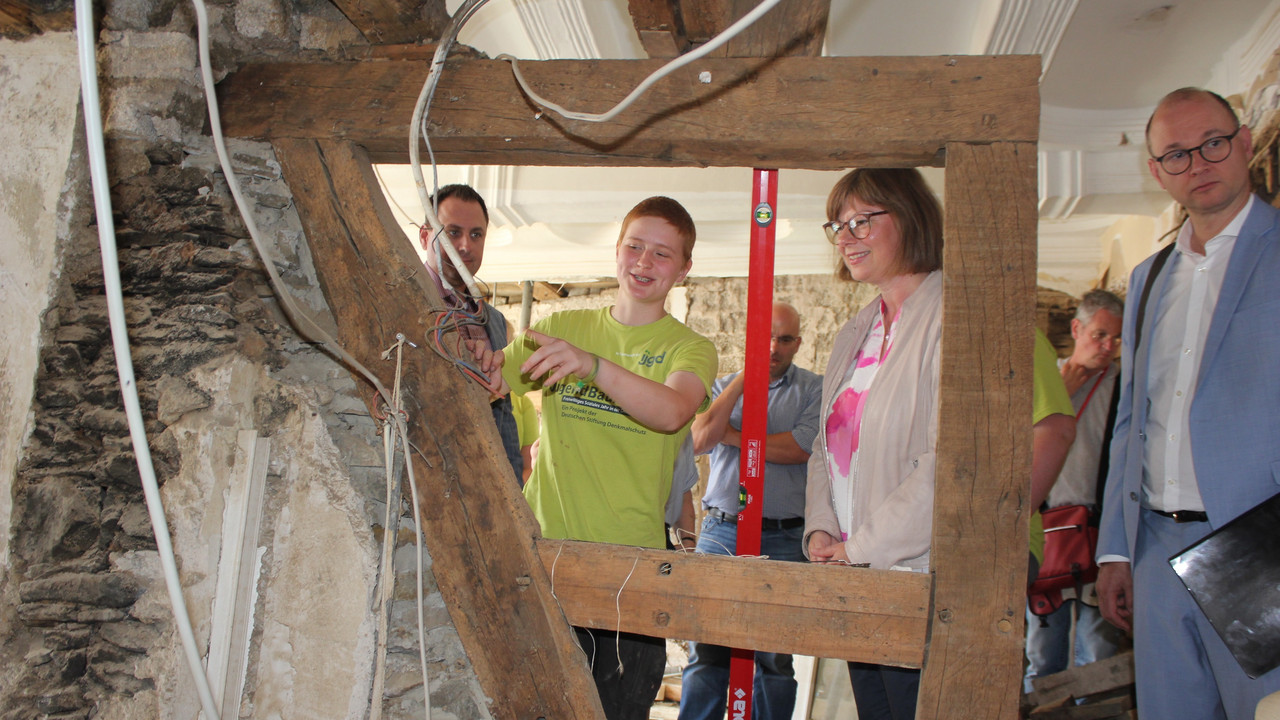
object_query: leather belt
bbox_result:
[1150,508,1209,523]
[707,508,804,530]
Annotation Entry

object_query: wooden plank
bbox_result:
[217,55,1041,168]
[917,141,1040,720]
[329,0,449,46]
[627,0,689,57]
[271,137,603,720]
[676,0,829,57]
[531,281,562,302]
[536,539,933,667]
[1029,695,1134,720]
[1026,651,1136,709]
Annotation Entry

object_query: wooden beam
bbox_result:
[536,539,932,667]
[628,0,689,58]
[216,54,1041,168]
[531,281,562,302]
[675,0,830,57]
[0,0,73,39]
[919,141,1040,720]
[329,0,450,46]
[271,137,603,720]
[1026,650,1136,709]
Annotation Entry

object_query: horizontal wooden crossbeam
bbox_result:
[536,538,933,667]
[217,54,1040,168]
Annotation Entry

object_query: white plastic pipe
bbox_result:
[73,1,222,718]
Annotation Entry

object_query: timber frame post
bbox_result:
[218,53,1040,720]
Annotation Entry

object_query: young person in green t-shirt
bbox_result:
[472,196,717,720]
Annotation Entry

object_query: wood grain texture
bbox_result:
[271,137,602,720]
[217,55,1040,168]
[537,539,932,667]
[628,0,689,57]
[329,0,449,46]
[919,141,1040,720]
[676,0,829,57]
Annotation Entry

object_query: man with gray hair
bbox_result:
[1025,290,1125,691]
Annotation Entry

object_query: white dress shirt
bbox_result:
[1142,195,1253,512]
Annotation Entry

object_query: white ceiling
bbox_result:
[380,0,1280,296]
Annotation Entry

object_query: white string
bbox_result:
[190,4,444,714]
[613,552,642,676]
[497,0,784,124]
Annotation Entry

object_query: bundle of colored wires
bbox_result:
[426,305,492,387]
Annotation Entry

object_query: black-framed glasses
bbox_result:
[1150,126,1242,175]
[822,211,889,243]
[771,335,800,345]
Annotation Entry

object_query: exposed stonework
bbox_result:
[0,4,489,719]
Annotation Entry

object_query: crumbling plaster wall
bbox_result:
[0,31,82,585]
[0,2,489,718]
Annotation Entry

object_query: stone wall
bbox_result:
[0,4,488,718]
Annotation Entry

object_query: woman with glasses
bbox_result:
[804,167,944,720]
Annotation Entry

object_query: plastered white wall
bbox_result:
[0,32,82,578]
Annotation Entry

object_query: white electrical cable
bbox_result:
[189,2,437,717]
[499,0,784,124]
[408,0,489,301]
[73,2,222,718]
[80,0,444,715]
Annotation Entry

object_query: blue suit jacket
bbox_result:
[1098,196,1280,560]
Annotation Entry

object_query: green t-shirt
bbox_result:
[1029,328,1075,562]
[511,391,538,447]
[504,308,717,549]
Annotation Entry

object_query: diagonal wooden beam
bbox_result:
[536,539,932,667]
[271,136,603,720]
[216,54,1040,168]
[329,0,450,46]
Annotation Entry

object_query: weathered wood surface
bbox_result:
[674,0,829,57]
[1026,650,1136,709]
[217,54,1041,168]
[918,141,1040,720]
[536,539,932,667]
[329,0,448,46]
[628,0,689,57]
[0,0,72,39]
[271,137,602,720]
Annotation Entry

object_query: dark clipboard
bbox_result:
[1168,491,1280,679]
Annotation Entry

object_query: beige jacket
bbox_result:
[804,271,942,571]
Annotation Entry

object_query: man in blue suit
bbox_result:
[1096,87,1280,719]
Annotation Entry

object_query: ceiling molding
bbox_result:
[984,0,1078,76]
[1040,104,1149,148]
[514,0,601,59]
[464,165,535,226]
[1038,148,1082,220]
[1234,0,1280,108]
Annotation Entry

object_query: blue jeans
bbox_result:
[847,662,920,720]
[678,515,805,720]
[1023,598,1122,692]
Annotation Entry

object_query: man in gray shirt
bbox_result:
[678,302,822,720]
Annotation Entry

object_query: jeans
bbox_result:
[1023,597,1122,692]
[847,662,920,720]
[575,627,666,720]
[678,515,805,720]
